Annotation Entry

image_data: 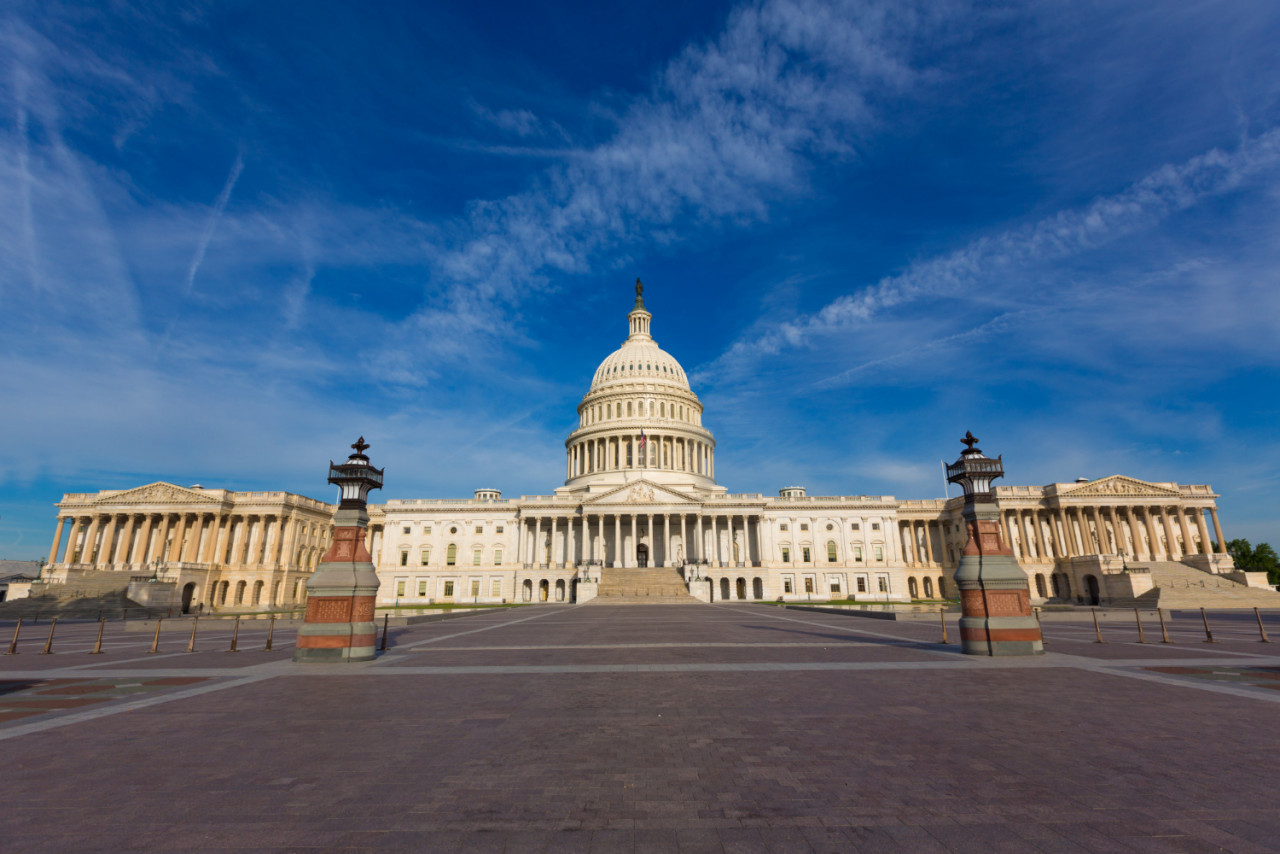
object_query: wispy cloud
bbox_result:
[185,152,242,294]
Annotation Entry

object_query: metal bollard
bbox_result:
[1092,608,1104,643]
[1133,608,1146,644]
[89,618,106,655]
[1200,607,1216,643]
[1157,608,1172,644]
[1033,607,1044,646]
[40,618,58,655]
[5,618,21,655]
[1255,607,1271,643]
[187,615,199,653]
[228,615,241,652]
[940,609,950,644]
[379,613,389,652]
[148,617,163,654]
[264,615,275,651]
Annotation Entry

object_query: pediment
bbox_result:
[1060,475,1180,498]
[96,482,220,506]
[583,479,700,507]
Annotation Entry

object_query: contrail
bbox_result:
[185,153,243,293]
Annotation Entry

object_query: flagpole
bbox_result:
[941,460,949,499]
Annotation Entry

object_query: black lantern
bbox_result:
[945,431,1004,501]
[328,437,384,508]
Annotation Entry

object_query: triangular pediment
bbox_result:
[583,479,701,507]
[95,482,220,506]
[1060,475,1180,498]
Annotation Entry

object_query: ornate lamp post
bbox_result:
[946,432,1043,656]
[294,437,384,662]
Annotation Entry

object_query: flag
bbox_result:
[638,429,647,450]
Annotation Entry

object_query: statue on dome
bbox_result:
[634,277,645,309]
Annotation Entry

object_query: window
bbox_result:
[854,545,863,561]
[471,579,481,597]
[780,524,788,532]
[494,548,503,565]
[804,577,814,593]
[402,526,411,535]
[450,527,457,534]
[783,577,794,594]
[420,549,429,566]
[802,547,811,563]
[874,546,883,561]
[400,551,408,567]
[800,523,809,531]
[851,523,860,531]
[424,526,431,535]
[857,576,867,593]
[878,577,888,592]
[443,580,454,597]
[829,578,841,594]
[826,523,834,531]
[490,578,502,597]
[475,526,483,535]
[827,541,837,562]
[781,547,791,563]
[496,526,504,534]
[872,523,880,531]
[446,544,457,565]
[395,580,406,597]
[470,548,480,566]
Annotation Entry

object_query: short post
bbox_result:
[40,618,58,655]
[1255,607,1270,643]
[228,615,241,652]
[1157,608,1172,644]
[379,613,389,652]
[5,618,22,655]
[148,617,163,654]
[187,615,199,653]
[1033,607,1044,646]
[1133,608,1146,644]
[939,609,950,644]
[89,618,106,655]
[1200,607,1216,643]
[1092,608,1104,643]
[264,615,275,651]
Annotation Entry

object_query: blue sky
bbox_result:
[2,0,1279,560]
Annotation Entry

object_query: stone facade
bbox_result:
[36,287,1244,610]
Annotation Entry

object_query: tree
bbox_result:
[1225,538,1280,585]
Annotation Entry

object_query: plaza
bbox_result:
[3,603,1280,852]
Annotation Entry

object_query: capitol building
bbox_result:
[36,284,1265,613]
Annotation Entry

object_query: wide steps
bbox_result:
[1111,562,1280,609]
[0,590,166,620]
[592,568,697,604]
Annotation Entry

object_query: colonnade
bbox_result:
[568,434,713,479]
[900,519,948,568]
[519,511,759,568]
[46,510,332,571]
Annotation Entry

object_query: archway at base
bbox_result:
[637,543,649,568]
[1085,574,1101,606]
[181,582,196,614]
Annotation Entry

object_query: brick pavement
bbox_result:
[2,604,1280,852]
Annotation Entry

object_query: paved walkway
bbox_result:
[3,605,1280,852]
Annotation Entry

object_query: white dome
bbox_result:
[590,340,690,392]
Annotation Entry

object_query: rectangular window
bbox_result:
[420,549,429,566]
[800,523,809,531]
[781,547,791,563]
[424,526,431,535]
[783,577,794,594]
[490,578,501,597]
[878,577,888,592]
[443,580,454,598]
[857,577,867,593]
[874,546,883,561]
[399,551,408,567]
[417,580,427,597]
[851,523,860,531]
[829,579,841,594]
[395,580,406,597]
[475,526,483,535]
[854,546,863,561]
[473,548,482,566]
[780,524,788,532]
[470,579,481,597]
[804,577,814,594]
[872,523,880,531]
[402,526,410,535]
[802,547,811,563]
[496,526,504,534]
[494,548,503,566]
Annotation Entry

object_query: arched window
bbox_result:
[923,577,934,598]
[446,543,457,566]
[235,580,247,604]
[1035,574,1047,598]
[627,401,633,417]
[660,402,665,417]
[908,577,918,598]
[826,541,838,562]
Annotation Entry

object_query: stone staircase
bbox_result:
[1113,561,1280,609]
[591,567,698,604]
[0,572,167,620]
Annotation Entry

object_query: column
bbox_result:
[1160,507,1178,560]
[47,517,68,565]
[135,514,156,564]
[59,517,77,563]
[279,514,298,567]
[613,514,621,567]
[165,514,186,562]
[82,516,102,565]
[227,516,246,566]
[1209,508,1227,554]
[533,517,543,566]
[552,516,561,566]
[680,513,687,564]
[1142,507,1160,560]
[568,514,577,566]
[1055,509,1071,557]
[753,515,763,566]
[1176,508,1193,560]
[711,515,720,565]
[1195,509,1212,556]
[1090,507,1107,553]
[182,514,203,562]
[210,515,230,564]
[694,514,703,561]
[94,515,116,568]
[923,521,935,566]
[1031,511,1048,561]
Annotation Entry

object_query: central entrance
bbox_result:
[637,543,649,568]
